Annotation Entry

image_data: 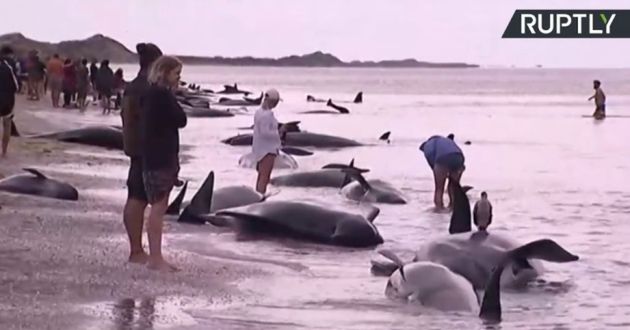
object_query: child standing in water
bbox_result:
[252,88,285,194]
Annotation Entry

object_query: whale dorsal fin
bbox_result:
[187,171,215,214]
[479,239,579,322]
[166,181,188,215]
[379,131,391,142]
[353,91,363,104]
[448,179,472,234]
[23,168,47,179]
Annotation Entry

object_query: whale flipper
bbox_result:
[378,249,406,267]
[479,239,579,322]
[341,167,372,192]
[365,206,380,223]
[23,168,47,179]
[166,181,188,215]
[377,249,406,280]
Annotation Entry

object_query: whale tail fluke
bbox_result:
[353,91,363,104]
[480,239,580,322]
[279,121,302,133]
[326,99,350,114]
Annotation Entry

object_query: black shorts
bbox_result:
[0,94,15,117]
[126,157,147,202]
[435,152,465,172]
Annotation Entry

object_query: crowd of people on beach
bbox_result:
[1,47,126,114]
[0,40,609,273]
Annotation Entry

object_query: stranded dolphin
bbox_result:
[0,168,79,201]
[381,239,579,322]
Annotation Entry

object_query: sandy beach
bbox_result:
[0,96,260,330]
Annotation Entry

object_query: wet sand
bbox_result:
[0,96,258,330]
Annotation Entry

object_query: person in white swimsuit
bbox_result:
[252,88,285,194]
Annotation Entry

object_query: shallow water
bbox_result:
[63,66,630,329]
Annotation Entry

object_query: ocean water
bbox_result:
[72,66,630,329]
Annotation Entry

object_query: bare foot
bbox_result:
[128,251,149,264]
[147,259,180,272]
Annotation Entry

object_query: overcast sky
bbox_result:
[1,0,629,68]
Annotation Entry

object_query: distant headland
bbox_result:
[0,33,479,69]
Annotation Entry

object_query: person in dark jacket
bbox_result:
[96,59,114,114]
[113,68,125,109]
[120,42,162,265]
[0,45,18,157]
[76,59,90,110]
[62,58,77,108]
[419,134,466,210]
[140,55,186,272]
[89,60,99,102]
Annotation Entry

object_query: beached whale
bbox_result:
[166,171,265,224]
[380,239,579,322]
[216,83,251,95]
[322,162,406,204]
[269,159,364,188]
[216,92,262,107]
[209,200,384,247]
[0,168,79,201]
[30,125,123,150]
[300,99,350,114]
[307,92,363,104]
[270,169,351,188]
[222,131,363,148]
[182,105,235,118]
[371,180,554,289]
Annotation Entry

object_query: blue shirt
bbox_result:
[419,135,463,168]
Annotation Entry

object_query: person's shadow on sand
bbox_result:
[112,297,155,330]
